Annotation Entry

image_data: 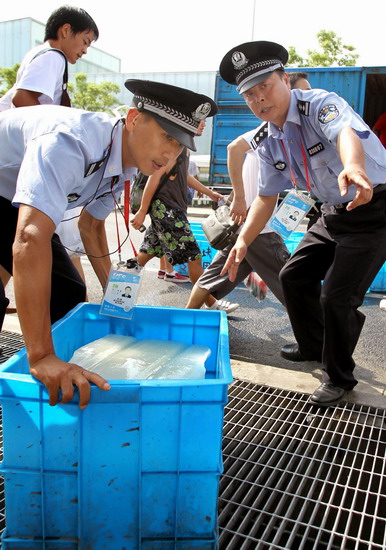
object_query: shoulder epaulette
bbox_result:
[249,122,269,150]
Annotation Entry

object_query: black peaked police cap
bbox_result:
[124,79,218,152]
[220,41,288,94]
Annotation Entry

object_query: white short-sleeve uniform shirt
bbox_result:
[240,124,278,234]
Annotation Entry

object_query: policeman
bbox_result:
[0,79,217,407]
[220,41,386,407]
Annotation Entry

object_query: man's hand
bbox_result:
[229,196,247,225]
[338,165,373,211]
[131,209,146,230]
[30,354,111,409]
[209,190,223,202]
[220,239,248,282]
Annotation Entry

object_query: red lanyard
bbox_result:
[111,176,138,261]
[280,126,311,193]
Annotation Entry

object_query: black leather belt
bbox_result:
[333,184,386,210]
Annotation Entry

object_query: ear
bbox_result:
[59,23,72,39]
[125,108,140,130]
[283,72,291,90]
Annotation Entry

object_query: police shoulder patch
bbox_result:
[297,100,310,116]
[318,104,339,124]
[250,122,269,150]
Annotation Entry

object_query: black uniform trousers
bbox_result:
[279,189,386,389]
[0,196,86,332]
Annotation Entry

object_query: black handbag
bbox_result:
[201,195,239,250]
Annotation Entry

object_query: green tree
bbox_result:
[68,73,120,113]
[0,63,20,96]
[287,46,304,68]
[288,30,359,67]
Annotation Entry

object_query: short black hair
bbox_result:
[289,72,308,88]
[44,6,99,41]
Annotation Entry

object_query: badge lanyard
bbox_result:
[268,127,315,238]
[100,176,143,320]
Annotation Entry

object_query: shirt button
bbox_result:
[321,161,327,166]
[290,140,294,144]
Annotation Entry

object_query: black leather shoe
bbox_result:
[280,343,306,361]
[281,343,321,362]
[309,383,346,407]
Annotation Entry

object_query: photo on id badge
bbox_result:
[100,264,142,319]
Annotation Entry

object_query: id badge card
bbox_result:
[268,190,315,239]
[100,259,143,320]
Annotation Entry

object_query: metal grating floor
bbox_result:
[219,380,386,550]
[0,330,24,364]
[0,333,386,549]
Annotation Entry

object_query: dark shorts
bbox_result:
[139,199,202,266]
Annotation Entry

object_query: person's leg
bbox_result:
[186,246,252,309]
[0,281,9,336]
[0,197,18,332]
[318,197,386,389]
[279,221,332,361]
[244,231,290,306]
[281,195,386,389]
[0,265,11,288]
[137,251,154,267]
[70,256,88,301]
[158,256,169,278]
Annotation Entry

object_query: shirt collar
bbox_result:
[104,119,126,178]
[268,91,301,138]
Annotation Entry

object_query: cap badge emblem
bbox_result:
[232,51,248,70]
[192,102,212,121]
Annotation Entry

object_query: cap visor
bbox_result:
[237,72,274,94]
[151,114,197,152]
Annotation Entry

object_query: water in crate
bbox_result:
[70,334,210,380]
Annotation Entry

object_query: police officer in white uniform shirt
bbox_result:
[220,41,386,408]
[0,79,217,408]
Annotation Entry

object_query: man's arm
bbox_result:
[220,194,278,281]
[187,174,222,202]
[337,127,373,211]
[12,89,42,107]
[13,205,110,408]
[130,164,170,230]
[227,136,250,224]
[78,209,111,289]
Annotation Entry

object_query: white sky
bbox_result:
[1,0,385,73]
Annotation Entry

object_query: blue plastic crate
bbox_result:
[284,231,305,255]
[370,261,386,292]
[0,304,232,550]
